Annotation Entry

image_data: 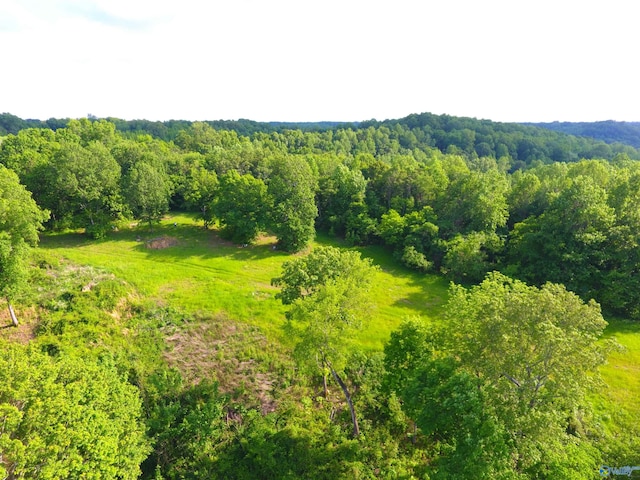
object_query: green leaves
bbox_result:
[385,273,608,477]
[44,139,123,231]
[446,273,607,410]
[437,169,509,237]
[273,246,378,436]
[125,162,171,228]
[267,156,317,252]
[507,175,615,299]
[212,170,269,244]
[0,166,48,246]
[0,342,149,479]
[0,166,48,305]
[272,246,376,305]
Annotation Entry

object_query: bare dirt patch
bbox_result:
[146,236,179,249]
[207,232,235,248]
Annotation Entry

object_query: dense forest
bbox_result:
[527,121,640,149]
[3,111,640,163]
[1,113,639,478]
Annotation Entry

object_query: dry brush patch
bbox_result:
[162,313,291,414]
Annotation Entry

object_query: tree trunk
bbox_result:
[322,372,329,398]
[7,300,18,327]
[329,366,360,437]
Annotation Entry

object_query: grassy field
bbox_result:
[36,213,640,423]
[39,213,448,350]
[598,319,640,418]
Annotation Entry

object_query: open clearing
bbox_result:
[39,213,447,349]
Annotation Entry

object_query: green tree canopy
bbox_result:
[0,166,49,325]
[386,272,608,477]
[507,175,616,299]
[437,169,510,237]
[43,140,122,234]
[211,170,269,244]
[267,156,318,252]
[271,246,377,305]
[0,342,149,479]
[124,161,172,228]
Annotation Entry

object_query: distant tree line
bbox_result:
[0,112,354,141]
[4,111,640,163]
[527,120,640,149]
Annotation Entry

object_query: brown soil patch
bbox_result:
[146,236,179,249]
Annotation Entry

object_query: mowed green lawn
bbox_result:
[39,213,447,349]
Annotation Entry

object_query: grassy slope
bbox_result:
[37,213,640,422]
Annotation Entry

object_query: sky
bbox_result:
[1,0,638,123]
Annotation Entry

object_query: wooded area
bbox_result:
[1,112,639,478]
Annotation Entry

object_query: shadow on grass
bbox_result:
[40,220,286,263]
[602,317,640,338]
[353,243,449,319]
[133,223,297,266]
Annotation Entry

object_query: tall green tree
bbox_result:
[378,206,439,271]
[507,175,615,299]
[385,273,608,477]
[442,231,503,283]
[43,140,123,236]
[437,169,509,237]
[316,163,368,239]
[211,170,269,244]
[507,170,542,227]
[599,168,640,318]
[64,118,117,146]
[443,273,605,475]
[0,166,49,326]
[0,128,58,196]
[267,156,318,252]
[124,162,172,229]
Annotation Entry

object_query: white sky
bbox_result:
[1,0,638,123]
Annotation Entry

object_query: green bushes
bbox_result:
[0,342,149,479]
